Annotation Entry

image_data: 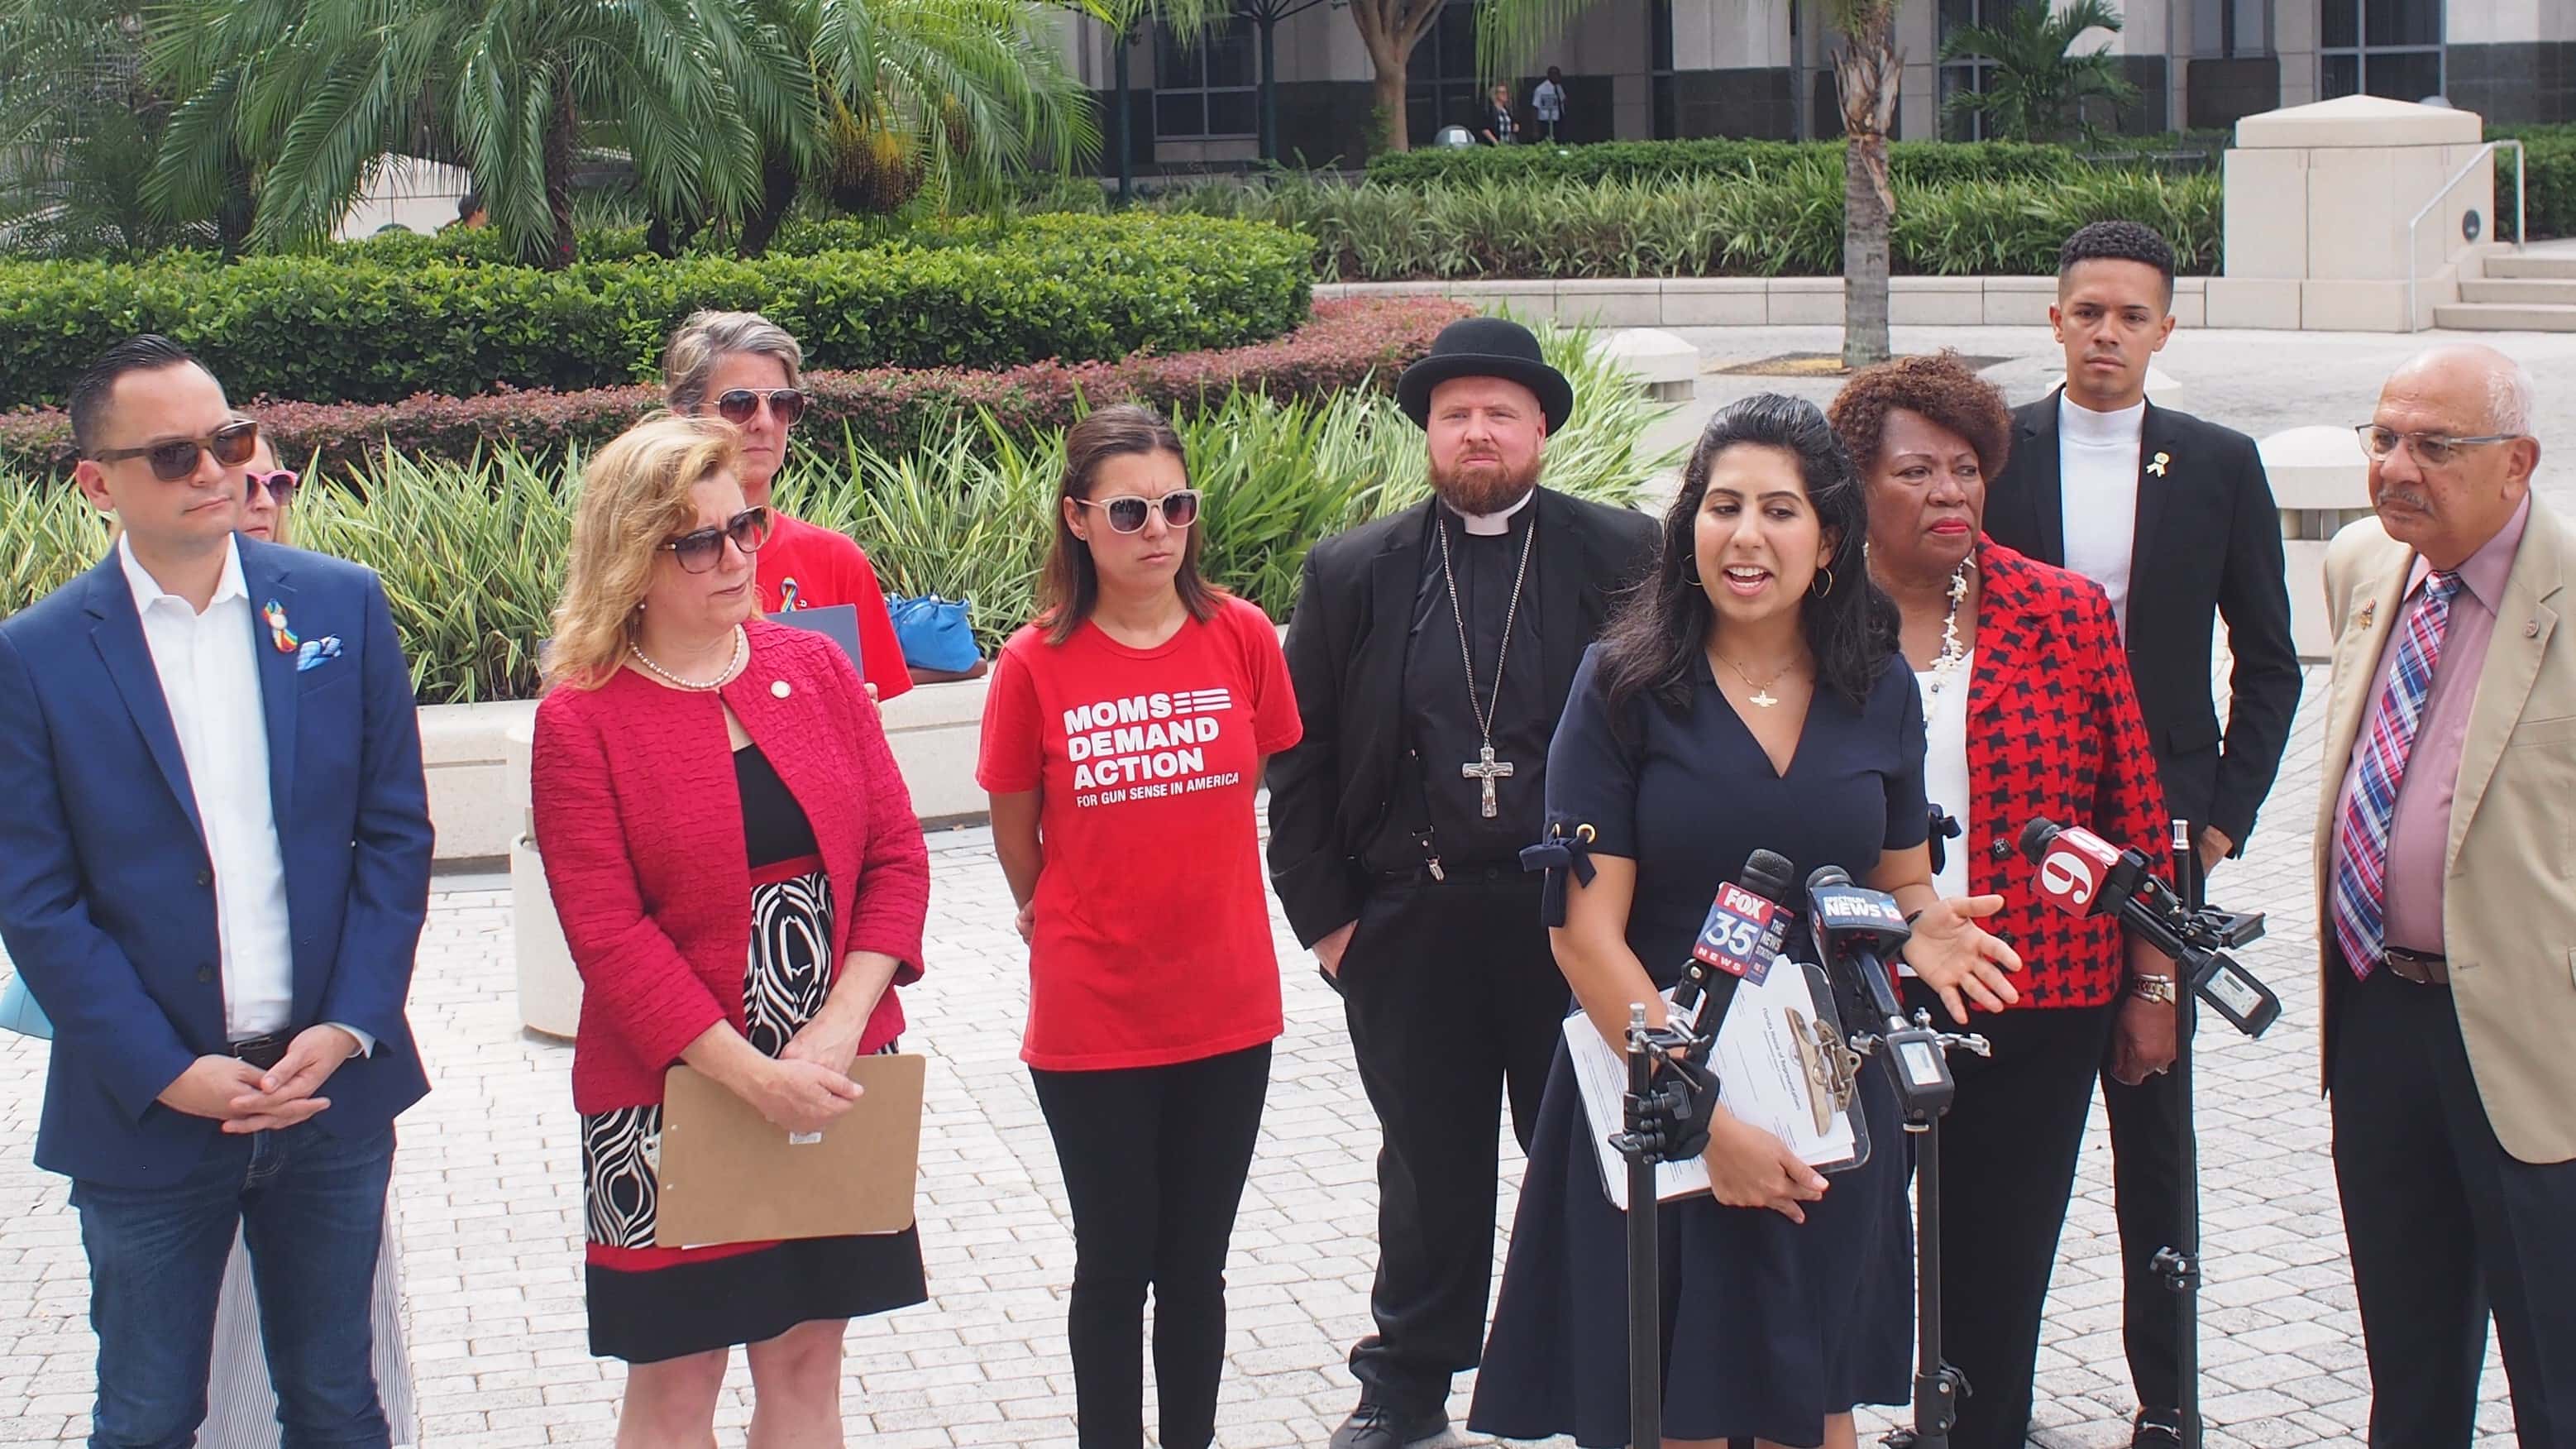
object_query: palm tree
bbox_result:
[0,0,226,256]
[148,0,818,266]
[1939,0,2136,146]
[1829,0,1901,369]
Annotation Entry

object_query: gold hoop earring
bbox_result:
[1683,557,1701,586]
[1812,565,1836,596]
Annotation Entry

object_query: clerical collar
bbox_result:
[1441,487,1536,537]
[2060,391,2146,447]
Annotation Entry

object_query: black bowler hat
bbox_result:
[1395,316,1574,433]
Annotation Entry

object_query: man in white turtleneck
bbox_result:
[1985,220,2304,1449]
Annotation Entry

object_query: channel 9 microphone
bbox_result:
[2018,818,2282,1036]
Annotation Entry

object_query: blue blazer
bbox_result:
[0,538,433,1188]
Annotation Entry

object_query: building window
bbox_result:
[1405,0,1485,146]
[1937,0,2036,141]
[2319,0,2443,103]
[1650,0,1677,139]
[1155,13,1257,140]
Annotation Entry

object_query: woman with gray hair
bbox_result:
[662,309,916,702]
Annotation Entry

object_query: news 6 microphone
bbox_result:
[1803,866,1960,1118]
[2018,818,2282,1036]
[1672,849,1798,1026]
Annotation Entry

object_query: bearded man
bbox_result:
[1267,317,1656,1449]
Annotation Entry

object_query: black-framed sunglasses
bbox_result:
[658,507,772,572]
[92,419,260,482]
[713,388,807,427]
[1075,490,1202,534]
[246,469,299,505]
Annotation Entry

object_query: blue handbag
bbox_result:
[0,971,53,1040]
[885,594,979,673]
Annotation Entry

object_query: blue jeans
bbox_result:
[70,1121,396,1449]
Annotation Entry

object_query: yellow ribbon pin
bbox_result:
[2147,451,2170,477]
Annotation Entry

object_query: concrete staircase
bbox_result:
[2435,252,2576,332]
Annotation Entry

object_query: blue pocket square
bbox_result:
[295,637,343,672]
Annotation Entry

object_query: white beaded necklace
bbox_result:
[630,625,745,691]
[1923,559,1975,697]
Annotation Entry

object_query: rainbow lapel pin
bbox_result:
[262,600,299,654]
[2147,451,2171,477]
[779,577,802,611]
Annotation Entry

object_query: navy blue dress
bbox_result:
[1467,645,1927,1449]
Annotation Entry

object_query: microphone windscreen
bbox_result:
[2017,816,2061,863]
[1742,849,1796,900]
[1805,863,1852,892]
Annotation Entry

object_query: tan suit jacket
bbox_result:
[2315,502,2576,1164]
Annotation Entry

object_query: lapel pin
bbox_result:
[2527,620,2541,638]
[779,578,801,611]
[2356,601,2377,630]
[772,680,791,698]
[2147,451,2171,477]
[261,600,298,653]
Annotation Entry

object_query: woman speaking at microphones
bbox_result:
[1468,395,2019,1449]
[1831,353,2175,1449]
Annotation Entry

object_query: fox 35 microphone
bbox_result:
[1804,867,1958,1117]
[2018,818,2282,1036]
[1673,849,1799,1025]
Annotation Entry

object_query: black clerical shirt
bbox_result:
[1369,498,1547,874]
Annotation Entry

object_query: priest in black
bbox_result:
[1984,221,2303,1449]
[1266,317,1656,1449]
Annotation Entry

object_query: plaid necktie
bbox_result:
[2330,570,2464,980]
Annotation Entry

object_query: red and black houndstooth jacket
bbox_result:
[1952,540,2168,1009]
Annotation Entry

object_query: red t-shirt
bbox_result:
[976,595,1302,1070]
[756,513,915,705]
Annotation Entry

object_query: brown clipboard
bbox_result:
[653,1054,926,1249]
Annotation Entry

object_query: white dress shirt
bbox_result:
[1908,652,1975,977]
[2057,392,2146,634]
[119,536,337,1049]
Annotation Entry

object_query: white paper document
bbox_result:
[1566,955,1864,1212]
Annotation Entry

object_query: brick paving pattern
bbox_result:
[0,662,2518,1447]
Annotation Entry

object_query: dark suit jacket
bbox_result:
[1984,390,2302,851]
[1265,489,1656,945]
[0,540,433,1188]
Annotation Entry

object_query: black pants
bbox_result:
[1030,1043,1273,1449]
[1903,985,2117,1449]
[1336,872,1567,1418]
[2102,847,2203,1417]
[2330,963,2576,1449]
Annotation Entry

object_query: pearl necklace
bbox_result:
[1923,560,1975,697]
[630,626,745,691]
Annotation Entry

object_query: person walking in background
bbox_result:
[2316,344,2576,1449]
[1532,67,1566,141]
[1835,353,2177,1448]
[0,335,434,1448]
[662,309,914,703]
[1479,84,1519,146]
[977,404,1301,1449]
[1266,317,1655,1449]
[531,414,930,1448]
[1982,220,2302,1449]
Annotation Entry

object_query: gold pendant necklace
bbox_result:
[1717,652,1795,708]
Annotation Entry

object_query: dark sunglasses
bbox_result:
[92,419,260,483]
[246,469,299,505]
[713,389,807,427]
[1076,489,1202,534]
[658,507,772,573]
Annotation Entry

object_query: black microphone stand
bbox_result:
[2158,820,2206,1449]
[1613,1004,1708,1449]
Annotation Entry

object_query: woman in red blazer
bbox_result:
[1833,354,2174,1449]
[531,414,931,1447]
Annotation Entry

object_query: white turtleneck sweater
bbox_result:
[2057,391,2148,633]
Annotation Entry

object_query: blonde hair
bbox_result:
[662,310,805,412]
[545,414,745,691]
[246,433,294,548]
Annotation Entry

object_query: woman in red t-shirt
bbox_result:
[976,404,1300,1449]
[662,309,917,702]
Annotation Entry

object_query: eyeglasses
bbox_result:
[658,507,772,572]
[246,469,299,505]
[91,419,260,482]
[712,389,806,427]
[2354,424,2523,468]
[1075,490,1202,534]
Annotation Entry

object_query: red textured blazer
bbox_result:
[532,620,930,1114]
[1957,541,2168,1008]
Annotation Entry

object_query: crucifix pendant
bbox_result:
[1748,688,1779,709]
[1461,743,1515,819]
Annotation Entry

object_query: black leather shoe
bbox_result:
[2129,1409,2183,1448]
[1326,1403,1450,1449]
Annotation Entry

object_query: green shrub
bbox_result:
[2493,123,2576,241]
[0,325,1666,704]
[1364,137,2095,189]
[0,213,1314,409]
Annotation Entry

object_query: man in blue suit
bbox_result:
[0,335,433,1448]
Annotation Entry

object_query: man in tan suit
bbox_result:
[2316,342,2576,1449]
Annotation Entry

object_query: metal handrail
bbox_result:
[2406,138,2526,333]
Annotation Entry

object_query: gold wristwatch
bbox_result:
[2126,973,2179,1005]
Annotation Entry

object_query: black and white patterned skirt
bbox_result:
[580,864,927,1364]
